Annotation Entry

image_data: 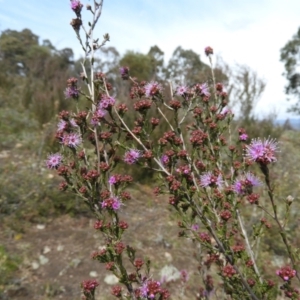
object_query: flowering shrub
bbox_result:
[45,1,300,299]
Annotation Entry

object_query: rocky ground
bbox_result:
[0,185,199,300]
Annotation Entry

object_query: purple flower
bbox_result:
[200,172,223,189]
[276,266,297,281]
[57,120,68,132]
[64,86,79,99]
[69,118,78,127]
[99,96,115,110]
[233,172,261,195]
[191,224,199,231]
[90,117,99,127]
[112,197,121,210]
[246,138,279,164]
[108,175,117,185]
[200,83,210,97]
[239,133,248,141]
[180,270,189,283]
[46,153,62,169]
[144,81,163,97]
[221,107,232,116]
[205,46,213,56]
[139,280,161,299]
[160,155,169,166]
[120,66,129,80]
[70,0,83,13]
[90,108,107,126]
[62,132,82,148]
[176,85,188,96]
[101,197,121,211]
[95,108,106,118]
[245,172,261,186]
[124,149,141,165]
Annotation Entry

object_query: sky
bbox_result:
[1,0,300,119]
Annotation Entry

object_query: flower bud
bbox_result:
[286,195,294,206]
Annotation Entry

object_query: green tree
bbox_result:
[0,29,75,126]
[280,27,300,114]
[119,50,153,81]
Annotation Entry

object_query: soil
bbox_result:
[0,185,198,300]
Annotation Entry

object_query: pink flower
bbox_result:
[64,86,79,99]
[124,149,141,165]
[108,175,117,185]
[200,83,210,97]
[176,85,188,96]
[144,81,163,98]
[112,198,121,210]
[99,95,115,110]
[69,118,78,127]
[246,138,279,164]
[233,173,261,195]
[61,132,82,148]
[70,0,83,14]
[180,270,189,283]
[81,279,99,293]
[101,197,122,211]
[239,133,248,141]
[57,120,68,132]
[46,153,62,169]
[139,279,161,299]
[205,46,213,56]
[160,155,169,166]
[276,266,296,281]
[200,172,223,189]
[120,66,129,80]
[191,224,199,231]
[221,107,232,116]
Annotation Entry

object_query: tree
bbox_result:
[222,62,266,121]
[164,46,209,84]
[280,27,300,114]
[0,29,39,75]
[0,29,75,125]
[147,45,164,80]
[119,51,154,81]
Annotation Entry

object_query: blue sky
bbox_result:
[1,0,300,119]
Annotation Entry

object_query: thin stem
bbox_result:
[262,164,300,282]
[113,107,171,176]
[236,209,262,283]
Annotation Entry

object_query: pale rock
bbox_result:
[160,265,181,282]
[43,246,51,254]
[104,274,119,285]
[89,271,98,277]
[164,252,173,262]
[37,224,46,230]
[57,244,64,251]
[31,261,39,270]
[39,255,49,265]
[71,258,81,268]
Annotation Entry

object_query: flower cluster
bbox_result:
[46,153,62,169]
[81,279,99,294]
[233,172,261,195]
[124,149,142,164]
[135,279,170,299]
[101,197,122,211]
[246,138,279,164]
[200,172,223,189]
[144,81,163,98]
[276,266,297,281]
